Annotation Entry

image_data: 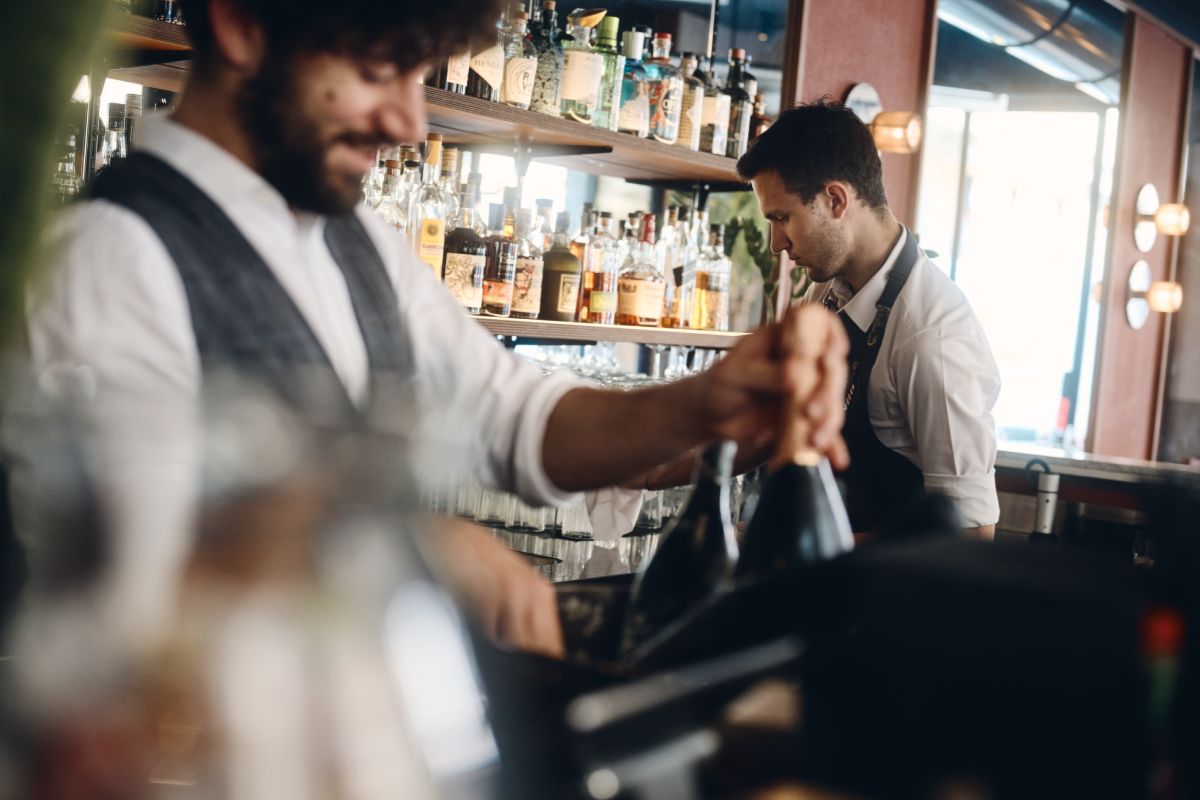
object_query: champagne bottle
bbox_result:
[735,312,854,578]
[621,441,739,657]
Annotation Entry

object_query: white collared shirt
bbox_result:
[803,229,1002,528]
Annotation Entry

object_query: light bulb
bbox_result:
[1146,281,1183,313]
[1155,204,1190,236]
[870,112,923,154]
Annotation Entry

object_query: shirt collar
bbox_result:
[836,227,909,332]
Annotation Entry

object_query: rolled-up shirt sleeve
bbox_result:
[891,325,1001,528]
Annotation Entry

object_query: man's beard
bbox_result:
[236,56,380,215]
[797,213,850,284]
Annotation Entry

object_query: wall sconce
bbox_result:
[1134,184,1191,252]
[1126,259,1184,328]
[870,111,923,154]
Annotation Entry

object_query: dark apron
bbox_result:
[825,229,925,532]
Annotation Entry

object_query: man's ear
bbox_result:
[825,182,852,220]
[209,0,268,73]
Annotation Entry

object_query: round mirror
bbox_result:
[1135,184,1159,253]
[1126,259,1152,329]
[845,84,882,125]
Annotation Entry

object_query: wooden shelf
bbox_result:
[475,318,746,349]
[425,87,744,183]
[106,14,191,51]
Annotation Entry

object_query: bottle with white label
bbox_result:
[467,21,504,102]
[617,214,666,327]
[559,10,607,124]
[510,209,545,319]
[442,186,486,314]
[699,67,730,156]
[372,159,406,232]
[675,53,704,151]
[616,29,650,138]
[437,50,471,94]
[539,211,582,322]
[408,134,447,276]
[645,33,683,145]
[500,13,538,109]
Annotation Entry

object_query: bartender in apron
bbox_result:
[739,98,1001,539]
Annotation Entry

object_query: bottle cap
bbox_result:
[385,159,403,170]
[404,160,420,169]
[621,29,646,60]
[489,203,507,231]
[468,171,483,186]
[655,33,671,41]
[426,133,443,142]
[633,25,653,36]
[755,93,764,101]
[596,15,620,45]
[440,146,459,169]
[516,11,529,20]
[729,47,746,59]
[555,211,571,232]
[536,198,554,208]
[599,211,613,218]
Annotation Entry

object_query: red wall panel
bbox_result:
[797,0,937,227]
[1089,15,1193,459]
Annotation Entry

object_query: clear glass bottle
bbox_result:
[579,211,619,325]
[529,0,566,116]
[534,198,556,254]
[408,135,447,276]
[466,174,487,236]
[594,15,625,131]
[482,204,518,317]
[679,208,708,328]
[539,211,583,322]
[467,21,505,102]
[662,207,691,328]
[362,150,384,208]
[617,214,666,327]
[692,223,732,331]
[675,53,705,151]
[645,34,684,145]
[372,159,407,231]
[442,187,487,314]
[500,13,538,109]
[437,49,471,94]
[559,10,606,124]
[97,103,127,173]
[153,0,184,24]
[616,29,650,138]
[569,202,594,265]
[699,64,730,156]
[438,146,461,228]
[723,48,754,159]
[510,209,545,319]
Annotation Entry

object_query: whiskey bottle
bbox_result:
[467,21,505,102]
[510,209,545,319]
[723,48,754,159]
[442,187,487,314]
[621,442,739,656]
[594,15,625,131]
[616,29,650,138]
[482,204,518,317]
[559,10,606,124]
[675,53,704,151]
[698,65,730,156]
[659,207,688,328]
[579,211,619,325]
[500,12,538,109]
[408,134,448,276]
[539,211,582,322]
[617,214,666,327]
[646,34,684,145]
[529,0,566,116]
[692,223,732,331]
[569,202,594,264]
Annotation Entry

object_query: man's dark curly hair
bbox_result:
[736,97,889,211]
[179,0,504,71]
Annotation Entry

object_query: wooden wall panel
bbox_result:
[1088,14,1194,459]
[795,0,938,227]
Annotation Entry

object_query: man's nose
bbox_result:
[379,75,429,144]
[769,224,790,255]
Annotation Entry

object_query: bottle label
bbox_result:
[617,86,650,135]
[561,51,604,111]
[470,45,504,89]
[650,78,683,144]
[503,56,537,106]
[700,94,731,155]
[512,256,544,314]
[556,273,581,313]
[588,290,617,314]
[618,278,666,319]
[418,219,446,274]
[446,52,470,86]
[444,252,485,309]
[530,48,564,115]
[677,86,703,150]
[483,280,515,308]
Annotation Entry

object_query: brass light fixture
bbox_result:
[1154,204,1190,236]
[870,111,923,154]
[1125,260,1184,328]
[1146,281,1184,313]
[1134,184,1191,252]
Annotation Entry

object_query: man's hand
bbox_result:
[423,517,565,659]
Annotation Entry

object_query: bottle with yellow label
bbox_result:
[408,134,447,276]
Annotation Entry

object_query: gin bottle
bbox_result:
[675,53,705,151]
[594,15,625,131]
[699,66,730,156]
[616,29,650,138]
[467,21,505,102]
[645,34,684,145]
[500,13,538,109]
[407,135,447,276]
[559,10,606,124]
[529,0,566,116]
[438,146,460,228]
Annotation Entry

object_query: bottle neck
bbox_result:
[459,194,475,226]
[682,58,697,77]
[553,229,571,246]
[652,40,671,59]
[422,162,441,184]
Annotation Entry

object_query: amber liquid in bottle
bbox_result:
[482,203,518,316]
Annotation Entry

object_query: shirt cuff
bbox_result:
[511,367,588,508]
[922,470,999,528]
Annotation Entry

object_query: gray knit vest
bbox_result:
[89,153,416,432]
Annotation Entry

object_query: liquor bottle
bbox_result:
[467,21,505,102]
[593,15,625,131]
[579,211,618,325]
[534,198,555,253]
[124,93,142,153]
[645,34,684,145]
[618,212,641,268]
[438,146,461,228]
[362,150,384,208]
[569,202,594,264]
[372,159,407,231]
[723,48,754,159]
[675,53,704,151]
[97,103,127,173]
[482,204,518,317]
[616,29,650,138]
[442,186,487,314]
[735,319,853,578]
[658,207,686,327]
[692,223,732,331]
[500,12,538,109]
[539,211,582,322]
[617,214,666,327]
[621,442,739,656]
[153,0,184,24]
[408,134,448,276]
[529,0,566,116]
[742,54,759,98]
[559,9,606,124]
[437,49,471,94]
[466,173,487,235]
[698,65,730,156]
[50,136,82,206]
[750,94,773,141]
[510,209,545,319]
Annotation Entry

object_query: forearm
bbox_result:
[964,524,995,542]
[622,437,774,492]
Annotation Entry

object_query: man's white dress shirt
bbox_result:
[803,230,1001,528]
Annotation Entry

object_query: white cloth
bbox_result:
[803,229,1001,528]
